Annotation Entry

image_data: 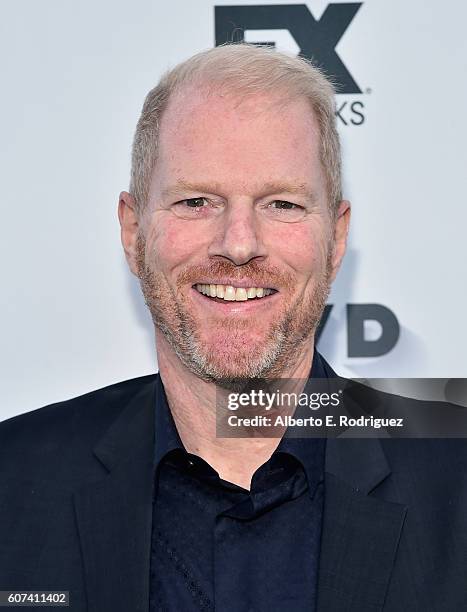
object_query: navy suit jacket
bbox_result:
[1,362,467,611]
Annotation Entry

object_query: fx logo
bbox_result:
[215,3,362,94]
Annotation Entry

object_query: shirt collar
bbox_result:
[154,349,331,492]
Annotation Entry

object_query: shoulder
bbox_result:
[0,375,157,472]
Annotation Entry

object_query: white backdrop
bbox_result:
[1,0,466,421]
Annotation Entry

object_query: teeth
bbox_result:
[224,286,236,301]
[235,288,248,301]
[195,284,274,302]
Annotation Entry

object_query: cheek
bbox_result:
[146,216,208,270]
[268,222,328,275]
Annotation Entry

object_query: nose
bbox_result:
[208,199,267,265]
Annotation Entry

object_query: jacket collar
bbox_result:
[73,381,156,612]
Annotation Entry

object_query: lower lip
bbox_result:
[190,287,279,314]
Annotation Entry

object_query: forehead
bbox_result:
[152,85,324,195]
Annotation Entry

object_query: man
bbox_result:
[1,44,466,611]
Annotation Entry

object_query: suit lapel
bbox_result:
[317,438,407,611]
[73,381,156,612]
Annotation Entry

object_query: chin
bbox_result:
[192,334,283,384]
[203,327,271,362]
[201,326,266,349]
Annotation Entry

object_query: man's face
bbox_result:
[130,87,346,383]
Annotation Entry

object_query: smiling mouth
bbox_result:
[194,283,277,302]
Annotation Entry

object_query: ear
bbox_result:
[329,200,351,283]
[118,191,141,277]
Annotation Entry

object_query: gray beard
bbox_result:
[136,233,332,388]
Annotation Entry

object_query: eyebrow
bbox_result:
[162,180,319,202]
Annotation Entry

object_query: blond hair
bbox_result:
[130,43,342,217]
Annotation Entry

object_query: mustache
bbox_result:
[176,259,296,291]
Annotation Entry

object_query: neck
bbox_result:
[155,331,315,489]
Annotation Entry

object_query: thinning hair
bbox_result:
[130,43,342,218]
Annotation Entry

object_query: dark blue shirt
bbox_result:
[149,351,328,612]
